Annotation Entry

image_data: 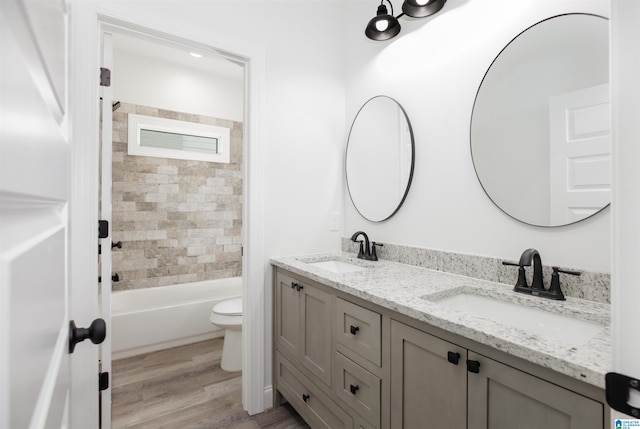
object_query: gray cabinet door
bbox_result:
[275,272,301,358]
[275,271,333,387]
[467,351,603,429]
[301,282,333,386]
[390,321,466,429]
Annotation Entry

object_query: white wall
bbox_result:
[112,47,244,122]
[343,0,611,272]
[140,1,347,260]
[99,0,347,405]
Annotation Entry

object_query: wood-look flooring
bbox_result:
[111,338,309,429]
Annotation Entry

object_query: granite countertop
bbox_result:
[271,252,611,389]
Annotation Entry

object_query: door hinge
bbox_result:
[98,273,119,283]
[98,220,109,239]
[99,372,109,391]
[606,372,640,417]
[100,68,111,87]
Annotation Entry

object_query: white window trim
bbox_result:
[127,113,231,163]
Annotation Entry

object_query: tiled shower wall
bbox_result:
[111,102,243,291]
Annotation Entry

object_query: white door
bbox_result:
[0,0,77,427]
[548,83,611,225]
[1,0,101,427]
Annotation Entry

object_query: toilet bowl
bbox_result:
[209,297,242,372]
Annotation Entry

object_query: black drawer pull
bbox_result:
[350,384,359,395]
[467,359,481,374]
[302,393,310,402]
[291,282,303,291]
[447,351,460,365]
[350,325,360,335]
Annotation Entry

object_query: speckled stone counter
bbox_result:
[271,252,611,389]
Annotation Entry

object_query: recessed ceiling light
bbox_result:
[190,52,203,58]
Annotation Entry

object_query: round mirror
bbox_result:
[346,96,415,222]
[471,14,610,227]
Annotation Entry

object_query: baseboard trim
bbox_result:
[263,385,273,410]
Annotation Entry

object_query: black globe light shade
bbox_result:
[402,0,446,18]
[365,4,401,41]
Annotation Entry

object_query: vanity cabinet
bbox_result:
[273,266,607,429]
[390,320,604,429]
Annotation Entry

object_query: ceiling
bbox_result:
[112,32,244,81]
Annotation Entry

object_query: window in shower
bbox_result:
[128,113,231,163]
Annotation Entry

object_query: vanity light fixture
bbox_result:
[365,0,447,41]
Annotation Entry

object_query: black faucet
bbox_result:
[503,248,544,295]
[503,248,579,300]
[518,248,544,292]
[350,231,382,261]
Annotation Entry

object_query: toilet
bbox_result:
[209,297,243,372]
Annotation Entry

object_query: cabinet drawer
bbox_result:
[336,298,381,366]
[276,352,353,429]
[335,352,381,428]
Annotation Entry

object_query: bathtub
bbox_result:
[111,277,242,359]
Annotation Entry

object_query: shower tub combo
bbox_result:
[111,277,242,359]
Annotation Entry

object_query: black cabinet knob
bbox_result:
[302,393,310,402]
[350,384,360,395]
[467,359,481,374]
[69,318,106,353]
[291,282,303,291]
[447,351,461,365]
[350,325,360,335]
[111,241,123,249]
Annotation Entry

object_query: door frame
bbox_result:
[69,2,267,421]
[610,0,640,420]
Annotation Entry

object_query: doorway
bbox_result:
[101,24,248,423]
[73,7,268,424]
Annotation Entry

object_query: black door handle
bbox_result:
[69,318,106,353]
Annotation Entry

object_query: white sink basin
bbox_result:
[429,292,604,345]
[308,260,367,274]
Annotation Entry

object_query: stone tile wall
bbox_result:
[342,238,611,304]
[111,102,243,291]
